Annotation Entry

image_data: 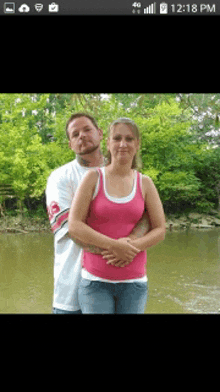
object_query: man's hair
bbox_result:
[65,112,99,139]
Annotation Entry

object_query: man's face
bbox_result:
[68,116,103,155]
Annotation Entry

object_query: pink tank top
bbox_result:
[82,168,147,280]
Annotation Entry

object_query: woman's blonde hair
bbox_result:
[106,117,142,170]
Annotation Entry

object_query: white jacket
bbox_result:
[46,159,92,311]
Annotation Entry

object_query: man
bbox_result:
[46,113,150,314]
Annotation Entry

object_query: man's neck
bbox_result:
[76,150,106,168]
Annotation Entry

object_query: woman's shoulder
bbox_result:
[79,169,99,192]
[139,173,155,197]
[83,168,99,182]
[74,168,100,201]
[137,171,153,184]
[141,174,153,182]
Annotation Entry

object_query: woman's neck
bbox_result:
[106,162,133,177]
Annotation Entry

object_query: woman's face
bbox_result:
[107,123,139,165]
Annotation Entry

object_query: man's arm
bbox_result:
[69,211,151,258]
[129,177,166,251]
[70,211,150,254]
[46,170,107,253]
[46,172,72,239]
[68,234,103,254]
[127,211,151,241]
[103,177,166,267]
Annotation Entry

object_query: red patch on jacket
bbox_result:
[47,201,60,221]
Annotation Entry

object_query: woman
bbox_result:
[68,118,166,314]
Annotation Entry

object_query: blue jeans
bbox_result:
[78,278,148,314]
[53,308,82,314]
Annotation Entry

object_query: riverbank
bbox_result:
[1,211,220,234]
[166,211,220,230]
[0,214,51,234]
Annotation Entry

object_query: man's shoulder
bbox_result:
[47,159,77,184]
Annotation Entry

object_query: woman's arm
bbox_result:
[101,211,151,266]
[68,169,114,249]
[68,169,140,262]
[70,209,150,255]
[101,179,164,267]
[129,176,166,251]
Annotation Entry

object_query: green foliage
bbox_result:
[0,93,220,215]
[158,171,201,212]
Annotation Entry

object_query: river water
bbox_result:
[0,229,220,314]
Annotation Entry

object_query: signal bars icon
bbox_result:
[144,2,156,14]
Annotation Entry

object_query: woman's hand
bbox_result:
[102,238,140,267]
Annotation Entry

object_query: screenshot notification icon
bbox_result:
[4,2,15,13]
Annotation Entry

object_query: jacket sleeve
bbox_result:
[46,171,75,240]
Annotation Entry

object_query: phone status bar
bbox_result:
[1,1,219,15]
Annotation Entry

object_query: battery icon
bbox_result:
[160,2,168,13]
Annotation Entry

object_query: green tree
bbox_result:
[135,99,207,213]
[1,93,219,216]
[0,94,57,211]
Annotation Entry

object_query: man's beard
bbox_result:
[78,143,99,156]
